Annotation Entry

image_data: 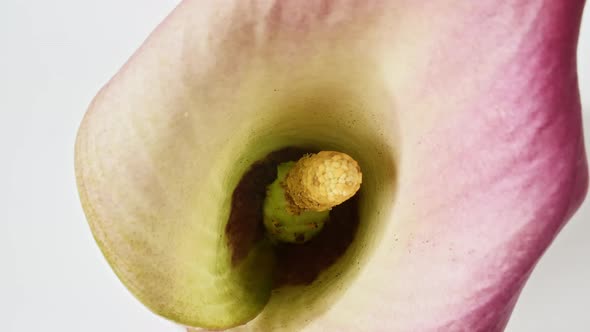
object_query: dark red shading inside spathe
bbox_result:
[225,147,360,288]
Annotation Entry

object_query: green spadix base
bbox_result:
[263,161,329,244]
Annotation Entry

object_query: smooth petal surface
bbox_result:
[76,0,588,331]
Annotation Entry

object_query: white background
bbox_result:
[0,1,588,331]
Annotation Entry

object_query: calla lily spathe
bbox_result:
[75,1,588,331]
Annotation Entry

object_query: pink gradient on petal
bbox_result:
[380,1,588,330]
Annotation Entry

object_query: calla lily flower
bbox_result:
[75,1,589,331]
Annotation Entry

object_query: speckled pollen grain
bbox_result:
[284,151,362,214]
